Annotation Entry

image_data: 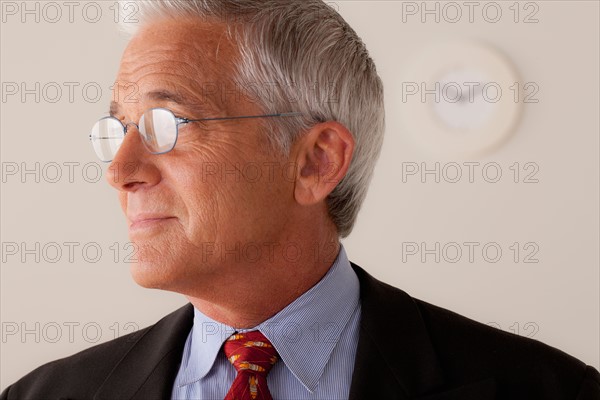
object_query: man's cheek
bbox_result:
[184,195,222,240]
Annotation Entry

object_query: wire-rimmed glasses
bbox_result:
[89,107,303,162]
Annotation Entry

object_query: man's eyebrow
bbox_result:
[109,90,214,116]
[145,89,187,104]
[109,101,121,117]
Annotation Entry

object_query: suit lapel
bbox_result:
[93,303,194,400]
[348,262,497,400]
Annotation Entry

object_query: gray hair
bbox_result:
[118,0,385,238]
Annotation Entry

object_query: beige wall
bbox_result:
[1,0,598,390]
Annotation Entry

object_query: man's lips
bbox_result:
[127,214,176,230]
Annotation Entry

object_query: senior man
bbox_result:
[2,1,599,399]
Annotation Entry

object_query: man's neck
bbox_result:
[185,239,341,329]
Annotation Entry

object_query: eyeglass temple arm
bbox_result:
[180,112,303,123]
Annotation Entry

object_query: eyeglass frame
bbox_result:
[89,107,304,162]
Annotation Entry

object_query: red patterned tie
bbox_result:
[223,330,279,400]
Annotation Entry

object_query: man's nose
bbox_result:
[105,125,161,192]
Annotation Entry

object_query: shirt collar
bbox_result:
[178,242,360,392]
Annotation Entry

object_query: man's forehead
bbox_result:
[112,19,238,116]
[123,17,236,60]
[115,20,236,90]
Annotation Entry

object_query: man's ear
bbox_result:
[293,122,355,205]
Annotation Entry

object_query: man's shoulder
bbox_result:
[0,304,193,400]
[1,328,148,399]
[414,296,586,370]
[414,297,600,398]
[354,263,600,398]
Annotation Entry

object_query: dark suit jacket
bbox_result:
[2,262,599,400]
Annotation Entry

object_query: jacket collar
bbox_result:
[93,262,496,400]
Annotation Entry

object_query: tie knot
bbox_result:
[223,330,279,376]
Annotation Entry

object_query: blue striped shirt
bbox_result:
[171,243,361,400]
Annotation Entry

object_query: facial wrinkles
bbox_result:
[171,141,258,245]
[115,78,211,120]
[188,135,287,249]
[116,42,229,119]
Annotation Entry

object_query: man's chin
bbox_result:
[129,260,176,290]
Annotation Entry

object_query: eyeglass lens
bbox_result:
[90,108,179,162]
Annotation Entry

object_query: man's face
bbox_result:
[107,18,296,294]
